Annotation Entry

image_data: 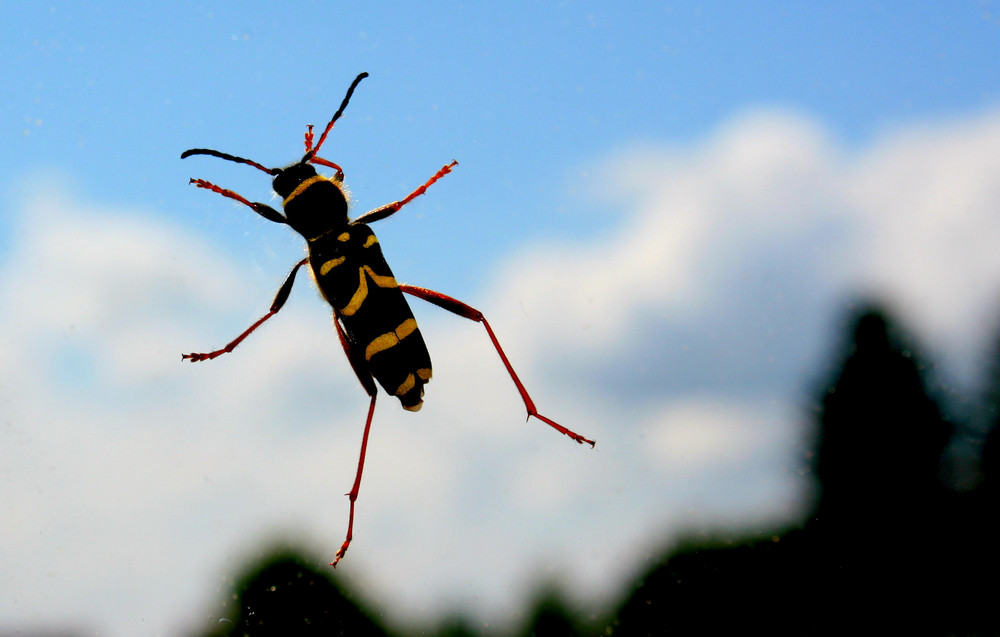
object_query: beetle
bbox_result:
[181,72,594,566]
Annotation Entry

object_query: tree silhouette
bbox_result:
[812,305,952,533]
[196,548,388,637]
[609,531,815,636]
[944,309,1000,635]
[807,304,956,633]
[516,585,583,637]
[607,302,964,635]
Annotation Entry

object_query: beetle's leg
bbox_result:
[189,178,288,225]
[330,314,378,567]
[330,392,376,568]
[350,161,458,226]
[400,285,595,447]
[304,124,315,153]
[332,312,378,398]
[182,258,309,362]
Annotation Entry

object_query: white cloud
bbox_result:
[844,112,1000,357]
[5,105,1000,635]
[640,398,777,471]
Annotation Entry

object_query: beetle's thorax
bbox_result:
[272,162,350,239]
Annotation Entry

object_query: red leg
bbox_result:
[350,161,458,226]
[331,391,377,568]
[189,178,288,225]
[333,312,378,398]
[330,313,379,567]
[190,178,256,208]
[400,285,595,447]
[182,258,309,362]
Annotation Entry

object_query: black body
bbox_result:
[279,168,432,411]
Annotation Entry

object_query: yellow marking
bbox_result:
[319,257,345,275]
[416,368,432,381]
[365,318,419,361]
[395,373,416,396]
[402,401,423,412]
[283,175,326,206]
[365,332,399,361]
[339,266,399,317]
[395,318,417,340]
[363,265,397,289]
[363,234,378,248]
[340,268,368,316]
[338,232,351,242]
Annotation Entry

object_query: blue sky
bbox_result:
[4,2,1000,635]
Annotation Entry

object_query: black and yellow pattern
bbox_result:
[181,70,591,570]
[281,174,432,411]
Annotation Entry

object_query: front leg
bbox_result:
[188,178,289,225]
[183,258,309,362]
[350,161,458,226]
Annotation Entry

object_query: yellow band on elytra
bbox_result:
[319,257,345,275]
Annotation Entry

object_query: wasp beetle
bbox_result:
[181,72,594,566]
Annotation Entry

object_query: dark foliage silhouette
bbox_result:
[196,549,388,637]
[607,302,997,636]
[813,307,952,530]
[516,586,584,637]
[807,306,955,634]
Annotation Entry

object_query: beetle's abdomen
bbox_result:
[309,224,432,410]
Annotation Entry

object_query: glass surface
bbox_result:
[2,3,999,635]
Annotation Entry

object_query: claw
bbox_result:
[330,541,350,568]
